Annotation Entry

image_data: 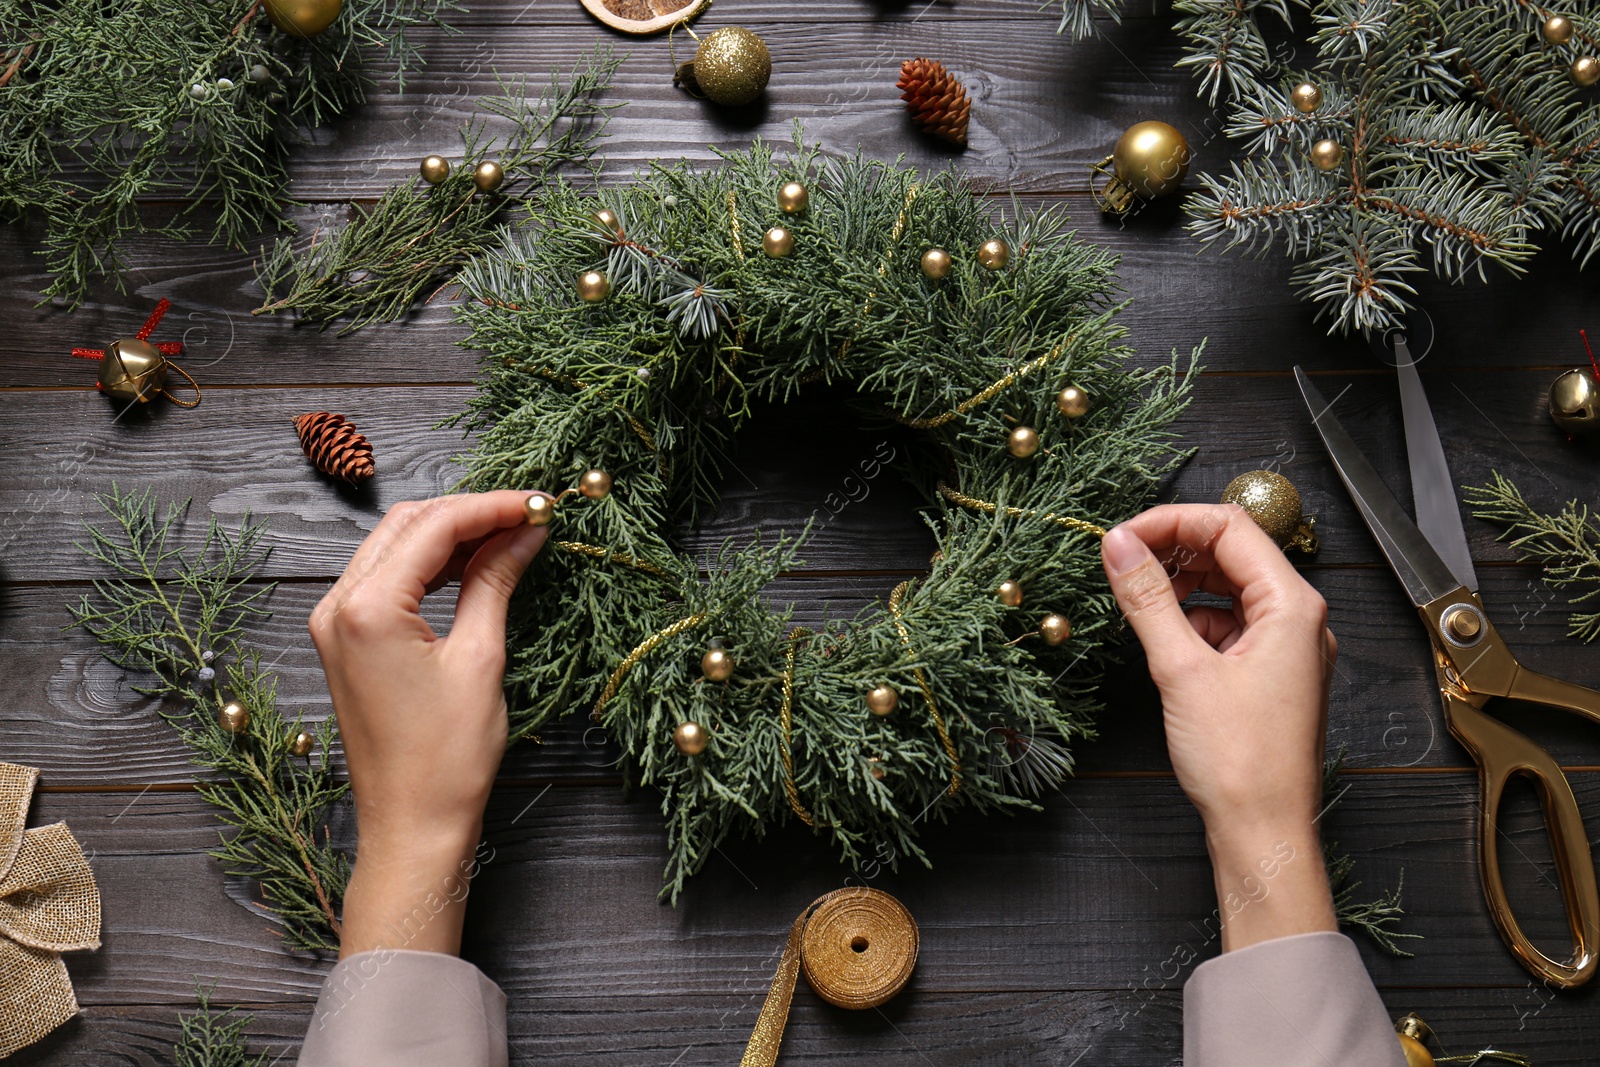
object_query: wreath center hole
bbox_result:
[850,935,869,953]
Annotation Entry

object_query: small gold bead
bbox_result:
[419,154,450,184]
[1573,55,1600,87]
[673,721,709,756]
[763,226,795,258]
[977,238,1010,270]
[920,248,953,280]
[577,270,611,303]
[777,180,809,214]
[1056,385,1090,419]
[867,757,886,780]
[473,159,505,192]
[866,685,899,717]
[701,647,735,681]
[218,701,250,735]
[1310,139,1345,171]
[1039,613,1072,646]
[1290,81,1323,113]
[1007,425,1040,458]
[579,469,612,499]
[997,580,1024,607]
[592,207,621,233]
[290,730,315,757]
[523,494,556,526]
[1544,14,1575,45]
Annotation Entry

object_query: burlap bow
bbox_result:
[0,762,101,1058]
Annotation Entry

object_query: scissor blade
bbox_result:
[1294,367,1465,608]
[1395,340,1478,592]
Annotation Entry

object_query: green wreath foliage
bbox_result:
[453,137,1198,900]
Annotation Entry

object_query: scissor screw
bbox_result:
[1446,607,1483,643]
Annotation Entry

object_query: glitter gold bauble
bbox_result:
[99,338,168,404]
[701,647,734,681]
[920,248,952,280]
[866,685,899,717]
[1550,369,1600,434]
[997,580,1023,607]
[218,701,251,734]
[264,0,342,37]
[1056,385,1090,419]
[1310,139,1345,171]
[592,206,621,233]
[1221,469,1319,552]
[1039,613,1072,646]
[524,494,556,526]
[680,26,771,107]
[419,154,450,185]
[577,270,611,303]
[1290,81,1323,113]
[1573,55,1600,87]
[1007,425,1040,458]
[1544,14,1576,44]
[977,238,1010,270]
[474,160,506,192]
[673,721,709,755]
[777,181,809,214]
[763,226,795,258]
[579,469,613,499]
[290,730,315,757]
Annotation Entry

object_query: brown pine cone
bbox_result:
[897,58,971,148]
[293,412,375,484]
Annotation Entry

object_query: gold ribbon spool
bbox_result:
[742,887,918,1066]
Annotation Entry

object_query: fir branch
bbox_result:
[1465,470,1600,641]
[69,486,348,952]
[174,986,270,1067]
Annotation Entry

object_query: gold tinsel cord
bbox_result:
[937,481,1107,539]
[898,334,1079,429]
[0,762,101,1058]
[778,627,817,826]
[555,540,673,579]
[741,888,918,1067]
[888,580,962,795]
[592,612,710,718]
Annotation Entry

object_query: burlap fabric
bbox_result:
[0,762,101,1058]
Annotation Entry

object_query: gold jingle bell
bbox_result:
[1395,1014,1435,1067]
[1550,368,1600,435]
[1093,121,1191,214]
[99,338,168,404]
[1222,469,1320,553]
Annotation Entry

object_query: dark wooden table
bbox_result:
[6,2,1600,1062]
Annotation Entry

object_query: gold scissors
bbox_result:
[1297,359,1600,988]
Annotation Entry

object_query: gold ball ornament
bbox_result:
[98,338,168,404]
[866,685,900,717]
[289,730,315,758]
[867,757,886,780]
[673,721,709,756]
[997,580,1024,608]
[579,469,613,499]
[701,647,735,682]
[1550,369,1600,435]
[1395,1015,1435,1067]
[592,207,621,233]
[1039,613,1072,646]
[264,0,342,37]
[763,226,795,258]
[218,701,251,735]
[523,494,556,526]
[1310,138,1346,171]
[1007,425,1040,458]
[1113,121,1191,199]
[777,181,809,215]
[977,238,1010,270]
[577,270,612,303]
[1573,55,1600,87]
[920,248,953,280]
[1544,14,1576,45]
[419,154,450,185]
[1221,469,1320,552]
[473,160,506,193]
[1056,385,1090,419]
[1290,81,1324,113]
[682,26,771,107]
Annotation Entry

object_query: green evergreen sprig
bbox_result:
[174,986,270,1067]
[1465,470,1600,641]
[70,486,348,952]
[1322,753,1417,954]
[253,45,621,333]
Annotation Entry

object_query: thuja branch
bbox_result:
[1465,471,1600,642]
[70,486,348,952]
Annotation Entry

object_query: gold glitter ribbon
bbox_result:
[0,763,101,1059]
[887,580,961,795]
[592,612,709,719]
[778,627,816,826]
[898,334,1078,429]
[936,482,1107,539]
[741,888,918,1067]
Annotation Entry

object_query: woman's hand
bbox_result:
[1101,503,1339,951]
[310,491,548,958]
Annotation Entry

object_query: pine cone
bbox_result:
[293,412,375,484]
[897,58,971,148]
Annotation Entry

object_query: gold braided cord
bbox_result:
[936,482,1107,539]
[592,612,709,719]
[886,581,961,795]
[554,541,673,579]
[898,334,1078,429]
[501,357,587,391]
[778,627,817,826]
[727,189,747,262]
[613,404,657,451]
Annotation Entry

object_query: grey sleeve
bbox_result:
[1183,931,1407,1067]
[299,950,509,1067]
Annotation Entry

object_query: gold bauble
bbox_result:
[577,270,612,303]
[1573,55,1600,87]
[1544,14,1576,44]
[1056,385,1090,419]
[290,730,315,758]
[218,701,251,735]
[523,494,556,526]
[866,685,899,717]
[1039,613,1072,646]
[1310,138,1346,171]
[1395,1015,1435,1067]
[419,154,450,185]
[1007,425,1040,458]
[673,721,709,756]
[98,338,168,404]
[684,26,771,107]
[701,647,735,681]
[1550,369,1600,434]
[997,580,1024,607]
[1221,469,1306,548]
[1112,121,1191,199]
[763,226,795,258]
[473,160,506,192]
[592,207,621,233]
[920,248,953,280]
[264,0,342,37]
[1290,81,1323,113]
[777,181,809,214]
[977,238,1010,270]
[579,469,612,499]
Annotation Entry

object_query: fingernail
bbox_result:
[1102,525,1149,575]
[509,523,545,565]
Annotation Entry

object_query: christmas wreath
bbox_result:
[453,138,1197,900]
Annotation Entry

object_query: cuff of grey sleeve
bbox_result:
[300,950,509,1067]
[1183,931,1407,1067]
